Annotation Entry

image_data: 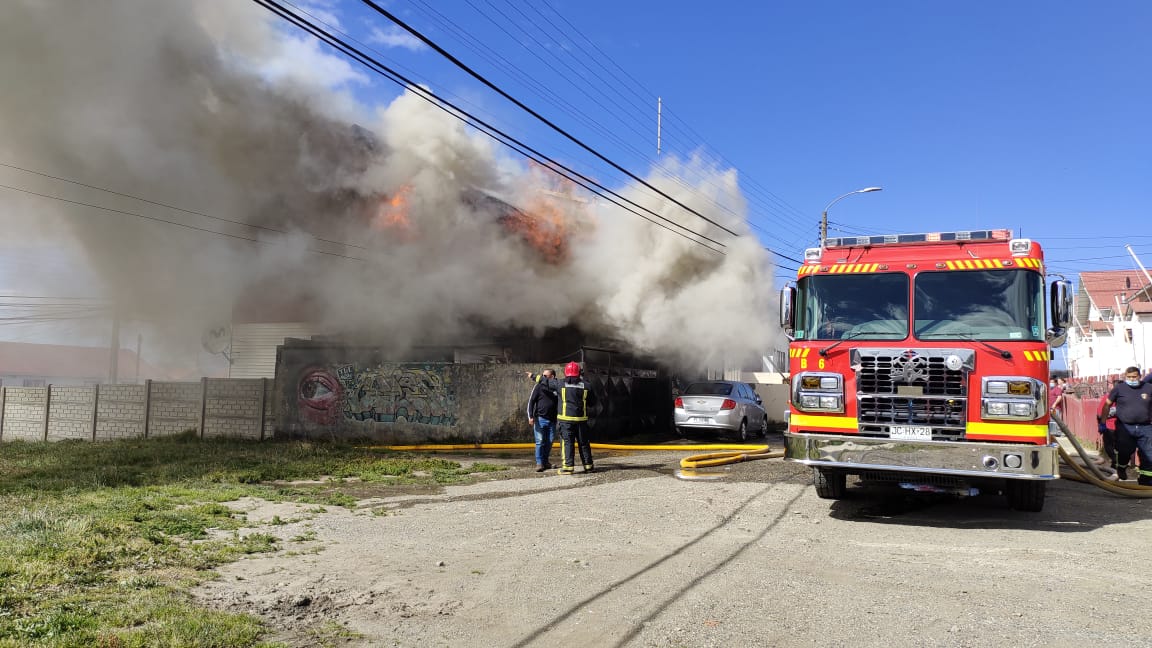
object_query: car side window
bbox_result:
[737,383,750,400]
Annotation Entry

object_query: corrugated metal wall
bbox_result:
[229,323,313,379]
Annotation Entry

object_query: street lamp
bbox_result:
[820,187,882,246]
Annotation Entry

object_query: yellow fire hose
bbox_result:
[369,414,1152,496]
[366,442,780,469]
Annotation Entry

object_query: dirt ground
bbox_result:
[193,437,1152,647]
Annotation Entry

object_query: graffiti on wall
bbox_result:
[297,364,457,427]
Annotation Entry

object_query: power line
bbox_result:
[0,161,368,253]
[528,0,813,229]
[256,0,731,254]
[0,183,366,261]
[357,0,742,239]
[405,0,809,250]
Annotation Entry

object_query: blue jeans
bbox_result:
[533,417,554,467]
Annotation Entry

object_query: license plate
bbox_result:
[690,417,710,423]
[889,425,932,440]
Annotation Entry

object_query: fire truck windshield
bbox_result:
[794,273,909,341]
[914,269,1044,341]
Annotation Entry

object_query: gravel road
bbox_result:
[194,441,1152,647]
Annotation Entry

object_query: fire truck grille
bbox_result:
[856,352,967,396]
[851,348,975,440]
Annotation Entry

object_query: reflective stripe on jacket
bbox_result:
[558,381,591,422]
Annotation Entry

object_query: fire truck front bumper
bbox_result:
[785,432,1060,480]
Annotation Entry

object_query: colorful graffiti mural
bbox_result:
[297,363,457,427]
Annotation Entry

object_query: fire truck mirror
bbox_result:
[1049,280,1072,330]
[779,286,795,333]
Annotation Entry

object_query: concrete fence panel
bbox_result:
[147,382,202,437]
[95,384,147,441]
[47,386,97,441]
[2,387,49,441]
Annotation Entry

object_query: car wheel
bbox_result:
[675,426,686,437]
[757,415,768,438]
[738,419,749,442]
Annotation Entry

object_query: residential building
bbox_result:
[1067,270,1152,379]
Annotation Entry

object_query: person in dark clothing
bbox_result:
[1101,367,1152,483]
[527,368,558,472]
[528,361,597,474]
[1096,380,1135,472]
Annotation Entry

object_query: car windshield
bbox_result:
[914,269,1043,341]
[794,273,909,341]
[684,382,733,396]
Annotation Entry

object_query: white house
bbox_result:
[1067,270,1152,380]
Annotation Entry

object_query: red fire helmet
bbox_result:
[564,361,581,377]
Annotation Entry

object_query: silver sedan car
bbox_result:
[674,381,768,441]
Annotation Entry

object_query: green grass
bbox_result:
[0,433,506,647]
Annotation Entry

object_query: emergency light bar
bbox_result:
[824,229,1012,248]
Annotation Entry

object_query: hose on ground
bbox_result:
[363,441,781,470]
[1051,412,1152,497]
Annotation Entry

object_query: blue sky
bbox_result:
[317,0,1152,282]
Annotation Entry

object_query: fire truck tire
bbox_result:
[1004,480,1046,512]
[813,467,846,499]
[738,419,750,442]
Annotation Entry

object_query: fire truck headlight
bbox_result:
[986,381,1008,395]
[1009,402,1033,417]
[819,396,840,409]
[819,377,839,390]
[800,395,821,409]
[987,401,1009,416]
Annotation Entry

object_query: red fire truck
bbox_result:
[779,229,1072,511]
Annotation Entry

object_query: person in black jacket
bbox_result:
[1101,366,1152,484]
[527,368,558,472]
[528,362,597,474]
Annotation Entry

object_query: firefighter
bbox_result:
[528,362,597,474]
[1100,367,1152,484]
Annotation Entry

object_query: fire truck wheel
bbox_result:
[738,419,750,442]
[1004,480,1046,512]
[813,468,846,499]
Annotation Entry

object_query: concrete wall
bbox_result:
[275,343,672,443]
[0,379,272,443]
[276,356,533,443]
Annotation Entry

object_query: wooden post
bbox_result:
[142,379,152,439]
[199,377,208,439]
[258,378,268,441]
[43,384,52,441]
[91,384,100,442]
[0,386,6,442]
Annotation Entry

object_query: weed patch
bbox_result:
[0,436,506,646]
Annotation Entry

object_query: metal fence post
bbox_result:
[0,386,6,442]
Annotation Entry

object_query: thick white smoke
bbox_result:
[0,0,785,372]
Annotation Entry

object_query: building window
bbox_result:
[1125,328,1134,343]
[1088,347,1094,358]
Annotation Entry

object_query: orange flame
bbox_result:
[372,185,414,238]
[503,194,574,264]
